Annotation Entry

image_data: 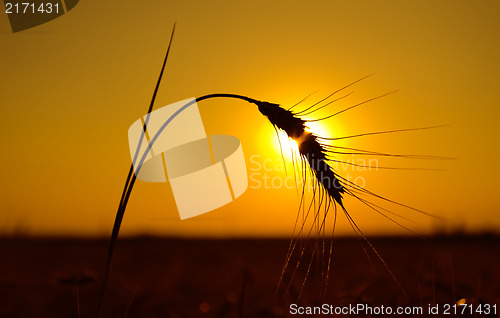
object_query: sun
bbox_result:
[271,120,333,159]
[289,139,299,151]
[304,121,330,139]
[272,130,300,158]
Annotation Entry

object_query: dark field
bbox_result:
[0,236,498,317]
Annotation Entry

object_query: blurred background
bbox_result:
[1,0,499,238]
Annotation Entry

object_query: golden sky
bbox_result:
[1,0,499,237]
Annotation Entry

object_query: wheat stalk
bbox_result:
[98,25,448,315]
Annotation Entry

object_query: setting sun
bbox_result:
[305,121,330,139]
[273,130,300,158]
[1,0,498,241]
[271,120,336,161]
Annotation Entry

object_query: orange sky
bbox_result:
[1,1,499,237]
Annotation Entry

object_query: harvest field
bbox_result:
[1,236,498,317]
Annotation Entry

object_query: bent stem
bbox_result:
[98,89,263,316]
